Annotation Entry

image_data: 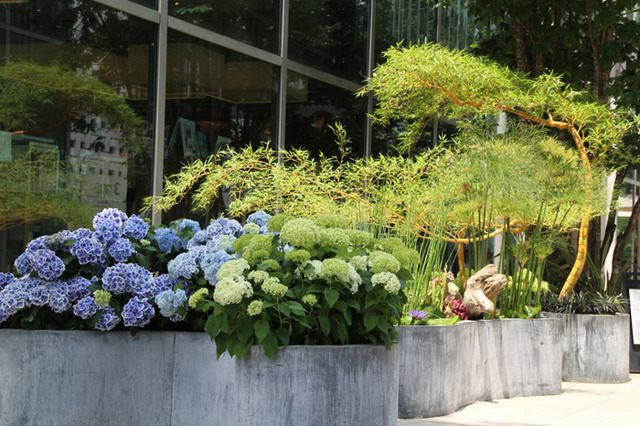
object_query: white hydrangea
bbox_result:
[295,260,323,280]
[216,258,250,281]
[349,255,368,271]
[248,270,270,284]
[371,271,401,294]
[213,276,254,306]
[346,264,362,293]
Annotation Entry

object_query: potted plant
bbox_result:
[190,213,410,426]
[0,208,248,425]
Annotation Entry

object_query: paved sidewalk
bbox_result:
[399,373,640,426]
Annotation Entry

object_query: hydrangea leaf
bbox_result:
[323,288,339,308]
[364,312,379,332]
[254,318,270,343]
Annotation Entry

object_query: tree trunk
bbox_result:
[611,193,640,286]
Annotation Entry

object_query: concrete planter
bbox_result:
[234,344,400,426]
[397,318,563,419]
[541,312,630,383]
[0,330,235,426]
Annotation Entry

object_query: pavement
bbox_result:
[399,373,640,426]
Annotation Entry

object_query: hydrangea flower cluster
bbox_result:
[107,238,136,262]
[155,289,188,321]
[121,296,155,327]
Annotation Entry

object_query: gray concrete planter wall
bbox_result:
[397,318,563,419]
[235,344,400,426]
[541,313,630,383]
[0,330,235,426]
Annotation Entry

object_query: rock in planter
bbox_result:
[397,318,562,419]
[541,312,630,383]
[462,264,508,319]
[234,344,400,426]
[0,330,235,426]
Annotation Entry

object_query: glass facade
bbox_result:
[0,0,478,271]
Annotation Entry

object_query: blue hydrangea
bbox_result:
[154,274,176,294]
[206,218,243,239]
[214,235,236,254]
[108,238,136,262]
[176,219,201,234]
[200,250,233,285]
[65,276,92,302]
[101,263,130,295]
[94,220,122,244]
[155,227,181,254]
[187,230,209,249]
[168,252,200,281]
[121,296,154,328]
[123,215,149,239]
[32,249,65,281]
[0,272,15,290]
[71,237,105,265]
[70,228,93,241]
[73,296,98,319]
[26,236,49,252]
[93,208,128,229]
[48,230,73,251]
[247,211,272,227]
[14,252,34,276]
[155,288,187,321]
[128,265,155,299]
[28,285,49,306]
[47,284,71,313]
[94,307,121,331]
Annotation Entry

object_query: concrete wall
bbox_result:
[0,330,235,426]
[398,318,563,419]
[542,313,630,383]
[235,344,400,426]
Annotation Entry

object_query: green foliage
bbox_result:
[360,43,637,167]
[540,291,627,315]
[191,214,409,358]
[0,148,96,230]
[0,61,147,153]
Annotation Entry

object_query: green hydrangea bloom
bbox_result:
[242,234,273,265]
[368,251,401,273]
[284,249,311,264]
[302,294,318,306]
[343,229,375,248]
[213,276,253,305]
[391,247,420,269]
[248,270,270,284]
[314,214,348,229]
[247,300,263,316]
[260,258,282,272]
[261,277,288,298]
[217,258,250,281]
[349,255,368,271]
[320,258,350,282]
[266,212,295,233]
[296,260,323,280]
[346,264,363,293]
[188,288,209,308]
[243,222,261,235]
[140,239,150,246]
[93,289,111,307]
[279,218,320,249]
[371,271,401,293]
[232,234,255,254]
[378,237,406,251]
[319,228,351,248]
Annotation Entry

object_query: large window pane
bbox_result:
[440,1,479,50]
[163,30,278,223]
[169,0,279,53]
[0,2,155,271]
[375,0,437,63]
[288,1,368,82]
[286,71,365,158]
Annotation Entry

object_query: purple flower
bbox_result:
[94,307,121,331]
[121,296,155,328]
[14,252,34,276]
[247,211,272,227]
[123,215,149,239]
[0,272,15,290]
[71,237,105,265]
[73,296,98,319]
[32,249,65,281]
[108,238,136,262]
[410,310,427,320]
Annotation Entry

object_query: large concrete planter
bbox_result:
[397,318,562,419]
[0,330,235,426]
[541,312,630,383]
[234,344,400,426]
